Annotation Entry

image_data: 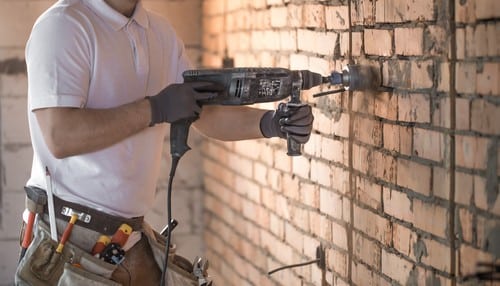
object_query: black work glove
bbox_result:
[260,103,314,144]
[147,82,218,126]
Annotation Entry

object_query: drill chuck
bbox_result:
[329,65,380,91]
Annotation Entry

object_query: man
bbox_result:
[19,0,313,285]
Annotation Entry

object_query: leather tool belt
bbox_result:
[44,194,144,236]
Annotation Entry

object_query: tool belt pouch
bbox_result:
[15,220,120,286]
[142,223,203,286]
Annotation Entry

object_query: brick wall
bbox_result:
[0,0,203,284]
[200,0,500,285]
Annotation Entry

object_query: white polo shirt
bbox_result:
[25,0,191,217]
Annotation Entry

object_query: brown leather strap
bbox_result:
[44,195,144,236]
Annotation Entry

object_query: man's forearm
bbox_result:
[194,105,267,141]
[34,98,151,158]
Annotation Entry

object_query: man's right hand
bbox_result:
[147,82,217,126]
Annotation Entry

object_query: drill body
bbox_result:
[173,67,328,158]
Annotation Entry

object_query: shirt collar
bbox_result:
[85,0,149,31]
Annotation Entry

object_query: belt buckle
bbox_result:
[61,206,92,223]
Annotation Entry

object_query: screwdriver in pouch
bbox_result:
[56,214,78,253]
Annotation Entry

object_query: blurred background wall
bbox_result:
[0,0,204,284]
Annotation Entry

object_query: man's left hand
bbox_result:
[259,104,314,143]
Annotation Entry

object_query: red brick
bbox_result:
[261,187,276,211]
[273,147,292,172]
[241,199,258,220]
[455,0,476,23]
[376,0,435,23]
[381,250,413,285]
[326,248,348,279]
[292,155,310,179]
[267,0,284,7]
[487,22,500,56]
[309,211,332,241]
[352,261,389,286]
[303,4,325,28]
[290,204,309,231]
[354,205,392,244]
[354,232,381,270]
[456,62,477,94]
[356,176,382,210]
[455,171,474,205]
[383,123,399,152]
[353,116,383,147]
[275,194,291,220]
[340,32,363,57]
[392,223,418,257]
[320,188,343,220]
[413,128,446,162]
[383,187,413,222]
[476,62,500,96]
[282,173,300,200]
[395,27,424,56]
[400,126,413,156]
[285,223,304,253]
[421,239,451,272]
[458,207,474,243]
[397,158,432,196]
[265,168,281,192]
[474,175,488,210]
[332,220,348,249]
[364,29,393,56]
[287,4,303,28]
[425,25,449,56]
[410,60,434,89]
[438,62,450,92]
[456,97,471,130]
[353,91,375,114]
[473,23,489,57]
[310,159,331,187]
[376,150,397,184]
[325,5,349,30]
[412,199,448,238]
[464,26,476,58]
[279,30,297,51]
[304,131,320,157]
[383,124,413,155]
[321,137,345,163]
[398,93,431,123]
[475,0,500,20]
[374,91,398,120]
[353,145,397,183]
[299,182,319,209]
[455,135,489,170]
[351,0,375,25]
[433,166,451,200]
[312,107,332,134]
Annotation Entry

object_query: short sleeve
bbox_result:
[26,11,91,111]
[175,39,193,83]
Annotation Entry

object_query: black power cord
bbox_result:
[267,259,320,275]
[160,155,181,286]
